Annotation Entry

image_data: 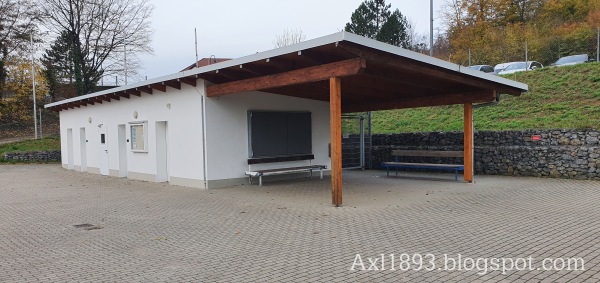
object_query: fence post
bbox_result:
[597,27,599,62]
[525,41,529,71]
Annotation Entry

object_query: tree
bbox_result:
[273,28,306,48]
[344,0,411,48]
[39,0,153,96]
[0,55,48,126]
[41,31,76,101]
[377,10,410,48]
[0,0,39,99]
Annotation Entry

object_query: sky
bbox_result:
[135,0,446,81]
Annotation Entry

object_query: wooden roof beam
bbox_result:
[164,80,181,90]
[264,57,290,71]
[126,89,141,97]
[137,86,153,94]
[108,93,121,101]
[179,77,197,87]
[114,91,129,99]
[150,83,166,92]
[207,57,366,97]
[342,90,496,113]
[99,95,111,102]
[296,50,323,65]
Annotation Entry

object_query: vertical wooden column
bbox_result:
[464,103,474,182]
[330,77,343,206]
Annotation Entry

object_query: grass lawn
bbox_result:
[371,62,600,133]
[0,136,61,162]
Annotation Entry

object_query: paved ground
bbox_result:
[1,164,600,282]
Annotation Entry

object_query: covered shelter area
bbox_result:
[46,32,527,207]
[201,32,527,206]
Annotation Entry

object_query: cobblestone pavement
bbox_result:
[1,164,600,282]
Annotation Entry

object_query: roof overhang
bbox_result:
[45,31,527,112]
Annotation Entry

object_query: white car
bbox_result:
[553,54,590,67]
[498,61,543,75]
[493,62,515,74]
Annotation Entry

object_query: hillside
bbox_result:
[371,63,600,133]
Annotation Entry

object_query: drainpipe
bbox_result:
[200,90,208,189]
[192,82,209,189]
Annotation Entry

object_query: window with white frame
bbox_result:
[130,121,148,152]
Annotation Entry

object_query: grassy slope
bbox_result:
[0,136,61,161]
[371,63,600,133]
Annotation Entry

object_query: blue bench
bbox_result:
[382,150,465,181]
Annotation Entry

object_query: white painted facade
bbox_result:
[57,80,331,189]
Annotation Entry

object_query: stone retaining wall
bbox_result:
[372,129,600,180]
[3,150,61,162]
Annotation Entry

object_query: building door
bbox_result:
[155,121,169,182]
[79,127,87,172]
[99,124,109,176]
[118,124,127,177]
[67,128,74,170]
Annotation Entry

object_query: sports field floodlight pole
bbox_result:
[430,0,434,57]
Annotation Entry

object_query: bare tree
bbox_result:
[0,0,38,55]
[39,0,153,95]
[273,28,306,48]
[0,0,39,99]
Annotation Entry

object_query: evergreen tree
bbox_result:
[344,0,410,48]
[377,9,410,48]
[41,31,75,101]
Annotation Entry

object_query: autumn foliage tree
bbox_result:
[441,0,600,66]
[0,56,48,126]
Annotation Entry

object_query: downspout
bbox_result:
[193,81,209,189]
[200,87,208,189]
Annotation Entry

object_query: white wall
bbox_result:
[57,82,206,187]
[204,90,331,183]
[57,79,331,188]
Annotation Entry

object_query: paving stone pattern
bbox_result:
[1,164,600,282]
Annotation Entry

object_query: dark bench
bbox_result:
[245,165,327,186]
[382,150,464,180]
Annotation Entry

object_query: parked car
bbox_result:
[493,62,515,74]
[468,65,495,73]
[497,61,543,75]
[552,54,591,67]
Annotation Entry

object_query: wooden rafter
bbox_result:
[342,90,496,113]
[116,91,130,99]
[137,87,153,94]
[207,58,366,97]
[151,83,166,92]
[164,80,181,90]
[179,77,197,87]
[126,89,141,97]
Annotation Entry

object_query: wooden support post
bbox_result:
[330,77,343,206]
[464,103,474,182]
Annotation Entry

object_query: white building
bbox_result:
[46,32,527,202]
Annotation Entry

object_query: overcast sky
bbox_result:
[135,0,446,81]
